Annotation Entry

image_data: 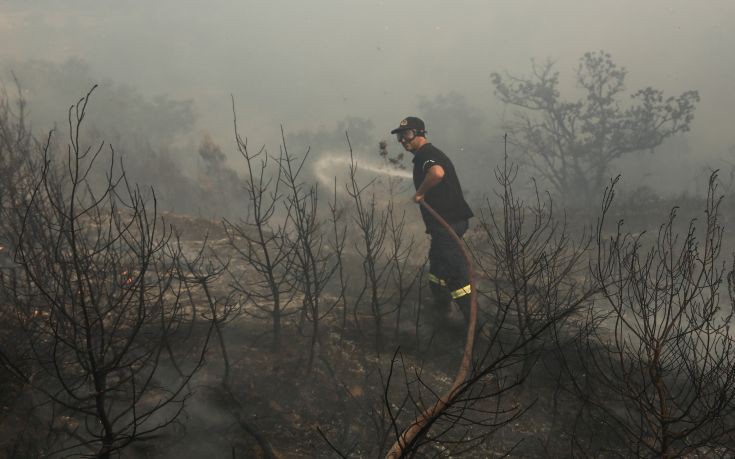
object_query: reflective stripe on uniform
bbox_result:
[428,273,447,286]
[450,284,472,299]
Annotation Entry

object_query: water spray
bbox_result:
[313,153,412,191]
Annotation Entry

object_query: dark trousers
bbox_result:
[427,219,470,300]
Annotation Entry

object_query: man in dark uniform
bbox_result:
[390,116,474,322]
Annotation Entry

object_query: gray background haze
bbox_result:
[2,0,734,199]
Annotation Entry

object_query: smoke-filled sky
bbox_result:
[2,0,734,196]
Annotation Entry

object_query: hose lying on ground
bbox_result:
[385,200,477,459]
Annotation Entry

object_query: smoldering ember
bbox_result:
[2,2,735,458]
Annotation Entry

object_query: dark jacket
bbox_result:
[412,143,473,229]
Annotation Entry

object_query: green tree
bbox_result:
[491,51,698,205]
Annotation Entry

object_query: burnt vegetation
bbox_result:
[2,52,735,458]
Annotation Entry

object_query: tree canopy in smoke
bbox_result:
[492,51,699,207]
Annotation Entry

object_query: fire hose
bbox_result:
[385,200,478,459]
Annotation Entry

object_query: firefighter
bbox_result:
[391,116,474,324]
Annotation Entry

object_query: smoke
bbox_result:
[1,53,728,217]
[0,58,252,218]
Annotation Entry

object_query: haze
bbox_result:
[2,0,734,197]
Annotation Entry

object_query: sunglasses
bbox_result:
[395,129,416,143]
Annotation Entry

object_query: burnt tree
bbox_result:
[492,51,698,206]
[0,87,213,458]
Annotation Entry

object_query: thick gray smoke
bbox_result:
[2,1,734,209]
